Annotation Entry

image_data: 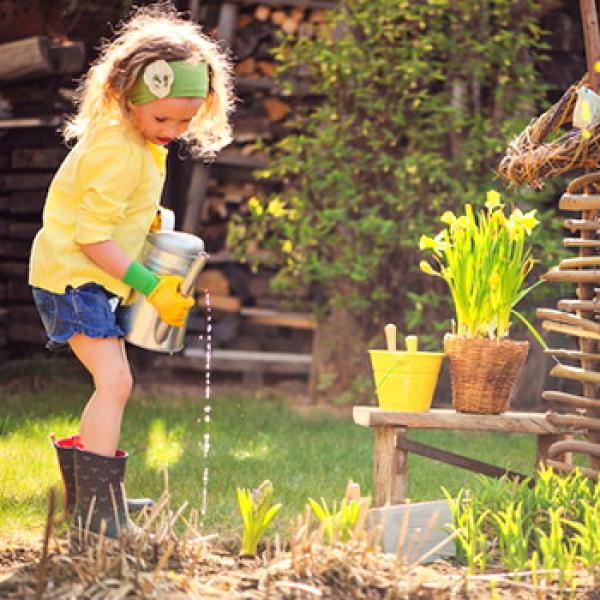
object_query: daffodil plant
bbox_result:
[236,480,282,556]
[307,496,362,544]
[419,191,540,340]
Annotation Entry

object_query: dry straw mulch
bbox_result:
[1,490,599,599]
[498,76,600,189]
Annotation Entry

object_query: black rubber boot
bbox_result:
[52,434,153,516]
[73,446,131,539]
[51,434,78,514]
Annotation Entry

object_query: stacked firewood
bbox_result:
[233,4,329,82]
[205,2,329,189]
[0,129,67,357]
[184,1,334,327]
[198,180,261,254]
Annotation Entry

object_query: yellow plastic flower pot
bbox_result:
[369,348,444,412]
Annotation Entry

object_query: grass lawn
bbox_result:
[0,357,541,541]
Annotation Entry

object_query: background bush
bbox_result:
[230,0,567,398]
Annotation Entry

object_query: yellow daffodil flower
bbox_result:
[509,208,538,236]
[491,210,506,227]
[520,209,539,234]
[419,260,440,277]
[440,211,457,226]
[420,232,447,253]
[281,239,293,253]
[485,189,502,211]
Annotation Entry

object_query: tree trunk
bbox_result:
[309,305,371,403]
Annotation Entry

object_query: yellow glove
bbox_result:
[147,275,194,327]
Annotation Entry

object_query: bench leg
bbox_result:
[373,426,407,506]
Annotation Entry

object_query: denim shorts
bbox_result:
[31,283,132,350]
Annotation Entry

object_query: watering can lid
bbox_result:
[147,231,205,258]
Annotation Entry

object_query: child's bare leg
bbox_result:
[68,334,133,456]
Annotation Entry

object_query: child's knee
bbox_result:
[96,368,133,403]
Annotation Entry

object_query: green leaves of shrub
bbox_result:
[446,467,600,576]
[230,0,559,347]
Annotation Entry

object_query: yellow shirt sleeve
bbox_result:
[74,133,144,245]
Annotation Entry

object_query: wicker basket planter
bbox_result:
[444,335,529,414]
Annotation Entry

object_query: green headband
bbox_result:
[129,59,209,106]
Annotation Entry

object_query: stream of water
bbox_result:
[199,289,212,526]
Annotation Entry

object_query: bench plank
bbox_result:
[353,407,572,434]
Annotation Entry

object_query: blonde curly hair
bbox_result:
[63,4,234,157]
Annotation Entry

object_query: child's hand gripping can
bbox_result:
[126,230,207,353]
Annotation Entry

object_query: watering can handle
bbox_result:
[154,252,208,345]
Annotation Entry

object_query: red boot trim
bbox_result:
[51,434,82,449]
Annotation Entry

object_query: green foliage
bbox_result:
[230,0,561,346]
[236,480,282,556]
[307,496,362,544]
[445,467,600,577]
[444,488,490,572]
[492,501,531,572]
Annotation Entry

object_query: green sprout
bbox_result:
[236,480,282,556]
[307,496,362,544]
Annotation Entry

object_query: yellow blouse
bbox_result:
[29,120,168,299]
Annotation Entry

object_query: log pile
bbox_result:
[203,1,329,186]
[0,129,67,358]
[180,1,332,357]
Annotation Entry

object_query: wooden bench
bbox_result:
[353,407,577,507]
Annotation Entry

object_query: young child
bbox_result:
[29,5,233,539]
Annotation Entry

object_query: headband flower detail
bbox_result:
[143,60,174,99]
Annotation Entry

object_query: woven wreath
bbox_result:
[498,76,600,189]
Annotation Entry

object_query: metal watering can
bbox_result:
[125,230,207,353]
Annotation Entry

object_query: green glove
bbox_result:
[122,261,159,296]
